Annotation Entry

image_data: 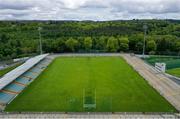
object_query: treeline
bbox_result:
[42,35,180,54]
[0,20,180,60]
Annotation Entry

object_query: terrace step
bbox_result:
[1,89,19,94]
[0,92,15,104]
[3,83,24,93]
[13,81,27,87]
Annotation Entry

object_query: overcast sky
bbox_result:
[0,0,180,20]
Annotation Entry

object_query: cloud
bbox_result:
[110,0,180,14]
[0,0,179,20]
[0,0,36,10]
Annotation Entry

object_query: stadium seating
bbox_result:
[36,64,46,70]
[38,63,48,67]
[3,83,25,93]
[0,57,53,105]
[0,92,15,104]
[39,60,50,66]
[23,72,37,79]
[15,77,32,85]
[30,68,42,74]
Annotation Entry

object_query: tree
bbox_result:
[119,37,129,51]
[95,36,106,50]
[84,37,92,51]
[156,35,176,52]
[129,34,143,52]
[51,39,65,53]
[175,42,180,55]
[135,42,143,53]
[65,38,78,52]
[146,40,157,53]
[106,37,119,52]
[0,34,9,43]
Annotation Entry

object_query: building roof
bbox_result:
[0,54,48,90]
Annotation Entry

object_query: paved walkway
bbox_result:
[164,73,180,85]
[0,113,179,119]
[121,54,180,112]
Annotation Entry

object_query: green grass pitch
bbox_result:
[167,68,180,78]
[5,57,176,112]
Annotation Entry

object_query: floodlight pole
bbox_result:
[143,24,148,58]
[38,27,43,55]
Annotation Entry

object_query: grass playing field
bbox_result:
[167,68,180,78]
[5,57,176,112]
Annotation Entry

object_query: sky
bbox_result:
[0,0,180,20]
